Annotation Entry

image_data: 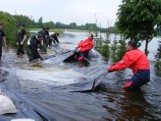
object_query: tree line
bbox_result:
[13,14,114,33]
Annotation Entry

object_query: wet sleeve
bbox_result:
[55,36,59,43]
[79,42,93,52]
[77,41,83,48]
[108,54,131,71]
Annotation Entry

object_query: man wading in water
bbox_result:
[0,22,7,61]
[17,24,27,57]
[108,40,150,91]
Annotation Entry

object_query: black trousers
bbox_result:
[17,43,25,55]
[26,45,41,62]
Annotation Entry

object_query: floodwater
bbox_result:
[0,31,161,121]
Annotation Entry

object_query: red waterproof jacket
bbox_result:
[108,49,150,74]
[77,39,94,52]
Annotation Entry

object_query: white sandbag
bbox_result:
[11,119,35,121]
[0,94,18,115]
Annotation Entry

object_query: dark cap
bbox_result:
[37,34,43,39]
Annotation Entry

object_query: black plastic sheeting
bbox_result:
[0,68,56,121]
[0,44,107,121]
[58,67,108,92]
[0,45,107,120]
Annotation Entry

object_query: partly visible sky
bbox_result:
[0,0,122,27]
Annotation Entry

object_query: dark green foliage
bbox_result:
[13,15,32,42]
[154,41,161,76]
[116,39,127,61]
[13,15,33,27]
[110,36,126,62]
[110,36,119,62]
[116,0,161,55]
[101,44,110,62]
[43,21,55,29]
[94,32,110,62]
[94,34,103,52]
[0,11,17,46]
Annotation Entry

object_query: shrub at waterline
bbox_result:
[0,11,18,46]
[94,32,110,62]
[154,41,161,76]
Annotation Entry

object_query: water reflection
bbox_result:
[0,31,161,120]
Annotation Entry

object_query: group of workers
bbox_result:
[0,22,151,91]
[17,24,60,61]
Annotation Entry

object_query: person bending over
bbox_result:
[17,24,27,56]
[26,34,44,62]
[108,40,150,91]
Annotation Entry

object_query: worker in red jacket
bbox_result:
[75,34,94,61]
[108,40,150,90]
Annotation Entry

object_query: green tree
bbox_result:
[116,37,126,61]
[69,22,77,29]
[110,36,119,62]
[0,11,17,46]
[154,41,161,76]
[13,15,33,28]
[101,32,110,62]
[116,0,161,55]
[43,21,55,29]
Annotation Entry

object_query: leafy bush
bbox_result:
[154,41,161,76]
[0,11,18,46]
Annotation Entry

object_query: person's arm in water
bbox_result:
[3,35,7,48]
[55,35,59,43]
[108,53,132,72]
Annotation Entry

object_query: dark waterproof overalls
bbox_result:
[17,29,26,55]
[26,35,42,62]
